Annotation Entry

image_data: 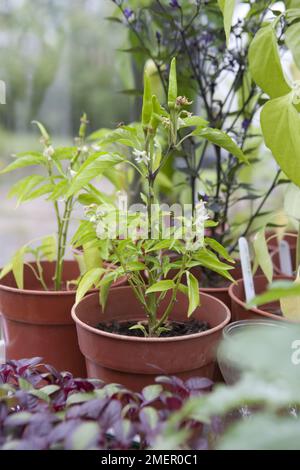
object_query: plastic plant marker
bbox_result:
[239,237,256,305]
[279,240,293,276]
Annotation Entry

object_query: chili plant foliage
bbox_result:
[0,116,121,290]
[74,59,238,337]
[0,358,212,450]
[110,0,284,250]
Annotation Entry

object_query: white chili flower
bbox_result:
[43,145,55,160]
[194,200,209,249]
[133,148,150,164]
[195,201,210,226]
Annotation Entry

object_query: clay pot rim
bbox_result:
[228,275,291,322]
[0,260,126,297]
[72,286,231,343]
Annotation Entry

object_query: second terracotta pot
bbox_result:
[0,260,127,376]
[72,286,231,391]
[229,275,292,323]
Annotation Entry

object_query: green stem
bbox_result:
[152,254,188,335]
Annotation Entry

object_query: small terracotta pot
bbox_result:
[72,286,231,391]
[229,275,292,322]
[0,260,127,376]
[166,260,242,309]
[196,265,242,309]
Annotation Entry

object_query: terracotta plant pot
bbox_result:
[166,257,242,309]
[72,286,231,391]
[0,260,127,376]
[229,275,292,322]
[196,264,242,309]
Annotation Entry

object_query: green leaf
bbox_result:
[12,246,26,289]
[284,183,300,221]
[32,120,50,144]
[205,237,235,263]
[249,24,291,99]
[249,280,300,307]
[218,0,236,45]
[146,280,175,294]
[99,273,114,312]
[253,230,273,283]
[286,22,300,69]
[76,268,104,304]
[48,179,69,201]
[82,243,103,271]
[40,235,56,262]
[0,262,12,280]
[178,283,188,297]
[186,272,200,317]
[168,57,177,108]
[142,70,153,127]
[260,93,300,187]
[280,279,300,321]
[66,153,122,196]
[196,127,248,163]
[179,116,208,129]
[218,413,300,450]
[18,378,32,391]
[0,154,45,174]
[8,175,46,206]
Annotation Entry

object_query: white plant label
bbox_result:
[279,240,293,276]
[239,237,256,304]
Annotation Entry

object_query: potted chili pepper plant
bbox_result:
[0,115,124,375]
[71,59,240,390]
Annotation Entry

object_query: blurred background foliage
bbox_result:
[0,0,137,263]
[0,0,292,264]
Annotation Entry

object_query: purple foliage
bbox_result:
[0,359,212,450]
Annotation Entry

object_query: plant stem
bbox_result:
[230,169,281,253]
[152,254,188,335]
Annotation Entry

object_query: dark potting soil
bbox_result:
[96,319,210,338]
